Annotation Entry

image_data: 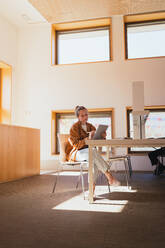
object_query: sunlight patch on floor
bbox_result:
[52,193,128,213]
[52,185,137,213]
[51,171,88,176]
[40,170,55,175]
[103,185,137,193]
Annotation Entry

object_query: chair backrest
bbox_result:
[58,134,70,162]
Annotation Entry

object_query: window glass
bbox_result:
[57,28,110,64]
[128,110,165,151]
[56,111,112,153]
[126,21,165,59]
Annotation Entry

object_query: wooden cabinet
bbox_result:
[0,124,40,183]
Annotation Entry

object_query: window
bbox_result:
[51,108,114,154]
[57,27,110,64]
[124,13,165,59]
[127,107,165,152]
[51,18,111,65]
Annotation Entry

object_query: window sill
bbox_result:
[51,60,112,67]
[125,56,165,61]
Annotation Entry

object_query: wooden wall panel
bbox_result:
[0,124,40,183]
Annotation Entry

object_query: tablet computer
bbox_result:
[92,124,108,140]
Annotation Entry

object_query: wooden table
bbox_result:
[86,138,165,203]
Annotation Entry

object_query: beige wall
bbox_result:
[0,15,17,65]
[11,16,165,170]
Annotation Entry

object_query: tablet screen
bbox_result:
[93,124,108,140]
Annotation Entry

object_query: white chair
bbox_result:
[106,147,132,189]
[52,134,88,199]
[52,135,111,197]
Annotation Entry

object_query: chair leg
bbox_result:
[75,165,85,197]
[107,162,112,193]
[76,174,81,189]
[52,170,60,193]
[124,159,129,189]
[80,163,85,200]
[127,156,132,178]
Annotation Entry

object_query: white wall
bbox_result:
[14,16,165,171]
[0,15,17,64]
[0,15,18,125]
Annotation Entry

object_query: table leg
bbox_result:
[88,145,94,204]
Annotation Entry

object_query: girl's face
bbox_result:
[78,109,88,124]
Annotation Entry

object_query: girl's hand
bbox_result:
[101,131,107,139]
[88,131,95,140]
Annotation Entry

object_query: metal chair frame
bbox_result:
[107,154,132,189]
[52,161,88,200]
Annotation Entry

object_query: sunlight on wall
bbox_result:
[0,66,12,124]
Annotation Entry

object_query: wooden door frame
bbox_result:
[0,61,12,124]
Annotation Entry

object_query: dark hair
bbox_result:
[75,106,87,117]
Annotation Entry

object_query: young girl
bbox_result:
[65,106,120,188]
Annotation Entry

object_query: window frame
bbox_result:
[51,18,112,66]
[126,106,165,154]
[124,12,165,60]
[51,108,114,155]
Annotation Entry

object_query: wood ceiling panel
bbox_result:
[130,0,165,14]
[28,0,165,23]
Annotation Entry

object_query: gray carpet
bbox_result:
[0,171,165,248]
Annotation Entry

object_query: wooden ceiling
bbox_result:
[28,0,165,23]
